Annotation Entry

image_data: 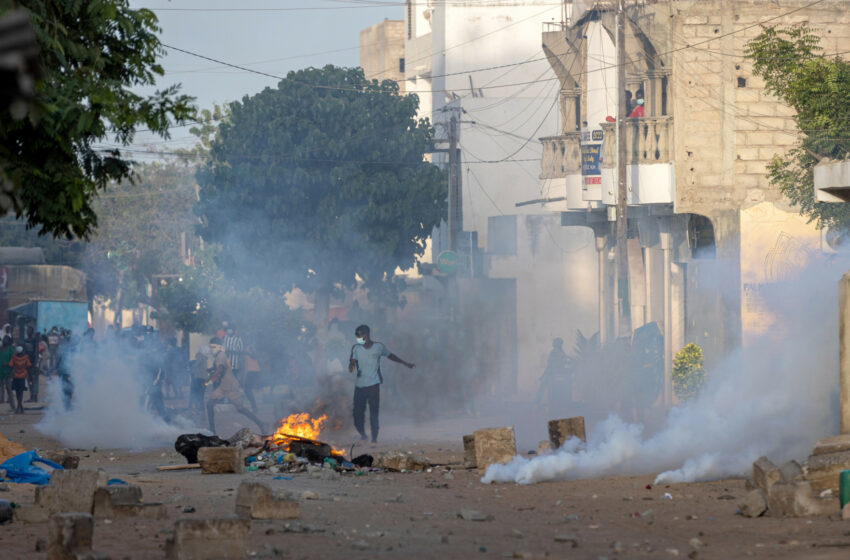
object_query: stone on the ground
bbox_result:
[812,435,850,456]
[92,485,166,520]
[462,434,476,469]
[197,447,244,474]
[553,533,579,547]
[548,417,586,449]
[36,469,107,516]
[473,427,516,475]
[737,489,767,518]
[235,481,298,520]
[165,517,250,560]
[48,512,93,560]
[767,481,838,517]
[373,451,430,472]
[779,460,803,484]
[457,509,493,521]
[226,428,264,450]
[752,456,782,493]
[42,450,80,470]
[537,440,553,455]
[803,450,850,494]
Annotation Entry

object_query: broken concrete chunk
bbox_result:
[548,417,587,449]
[537,440,554,455]
[462,434,476,469]
[373,451,430,472]
[752,456,782,494]
[843,503,850,521]
[767,481,837,517]
[92,486,166,520]
[48,512,94,560]
[804,450,850,495]
[226,428,264,450]
[42,450,80,470]
[36,469,107,516]
[235,481,299,520]
[553,533,579,547]
[779,460,803,484]
[197,447,244,474]
[812,434,850,456]
[165,517,250,560]
[457,509,493,521]
[473,427,517,475]
[737,489,767,518]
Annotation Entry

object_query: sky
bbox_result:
[129,0,403,152]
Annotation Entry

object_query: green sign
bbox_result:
[436,250,460,274]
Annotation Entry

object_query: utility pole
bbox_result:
[615,0,631,337]
[447,112,462,252]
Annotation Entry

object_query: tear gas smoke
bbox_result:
[37,340,197,449]
[483,255,842,485]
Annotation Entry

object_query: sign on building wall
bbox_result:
[580,128,603,201]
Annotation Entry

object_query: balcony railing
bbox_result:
[539,117,673,179]
[601,117,673,167]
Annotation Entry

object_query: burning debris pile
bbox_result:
[174,413,426,475]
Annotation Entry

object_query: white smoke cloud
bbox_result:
[37,340,198,450]
[483,255,842,485]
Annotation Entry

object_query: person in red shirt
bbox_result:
[629,89,645,118]
[9,346,31,414]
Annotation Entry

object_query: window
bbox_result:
[399,58,405,73]
[737,77,747,88]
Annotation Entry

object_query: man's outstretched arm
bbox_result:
[388,353,415,369]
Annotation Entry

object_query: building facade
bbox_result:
[359,19,406,92]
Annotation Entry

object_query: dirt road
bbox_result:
[1,404,849,559]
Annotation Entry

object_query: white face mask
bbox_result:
[356,337,366,345]
[636,99,645,106]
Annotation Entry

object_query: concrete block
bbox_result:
[165,517,250,560]
[753,456,782,493]
[373,451,430,472]
[843,503,850,520]
[36,469,107,515]
[93,486,166,520]
[779,460,804,484]
[473,427,517,475]
[234,481,298,520]
[48,513,93,560]
[197,447,244,474]
[42,450,80,470]
[538,440,553,455]
[14,503,48,523]
[768,481,837,517]
[804,450,850,494]
[812,435,850,456]
[462,434,476,469]
[738,489,767,518]
[548,417,586,449]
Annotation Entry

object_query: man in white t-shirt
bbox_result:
[349,324,414,447]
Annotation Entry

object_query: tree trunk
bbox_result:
[313,287,331,377]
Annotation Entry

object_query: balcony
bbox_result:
[539,117,675,207]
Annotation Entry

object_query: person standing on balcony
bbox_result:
[629,89,645,118]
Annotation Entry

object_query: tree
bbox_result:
[746,25,850,230]
[672,343,705,401]
[195,66,446,328]
[0,0,194,239]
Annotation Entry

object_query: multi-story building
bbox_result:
[359,19,406,93]
[540,0,847,398]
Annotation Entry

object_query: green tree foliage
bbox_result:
[672,343,705,401]
[0,0,194,239]
[746,25,850,230]
[195,65,446,304]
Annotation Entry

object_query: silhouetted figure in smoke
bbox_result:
[536,337,571,410]
[627,321,664,423]
[0,336,13,406]
[348,324,415,447]
[205,337,267,435]
[23,326,39,402]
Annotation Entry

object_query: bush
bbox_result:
[672,343,705,401]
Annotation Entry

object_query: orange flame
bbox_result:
[272,412,327,445]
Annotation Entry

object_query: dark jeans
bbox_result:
[353,384,380,442]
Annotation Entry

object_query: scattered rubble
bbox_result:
[473,427,516,474]
[737,489,767,518]
[165,517,250,560]
[458,509,493,522]
[235,481,299,520]
[548,417,586,449]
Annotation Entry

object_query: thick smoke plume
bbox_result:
[483,255,842,484]
[37,341,196,450]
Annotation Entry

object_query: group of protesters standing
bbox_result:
[0,324,69,413]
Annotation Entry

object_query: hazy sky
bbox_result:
[129,1,402,152]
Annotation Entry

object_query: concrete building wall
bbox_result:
[359,19,406,93]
